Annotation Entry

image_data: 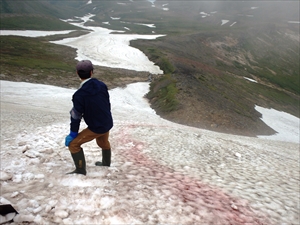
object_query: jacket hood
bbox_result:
[80,78,103,95]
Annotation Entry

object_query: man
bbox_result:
[65,60,113,175]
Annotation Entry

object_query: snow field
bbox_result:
[0,81,299,224]
[0,123,269,224]
[51,14,165,74]
[0,30,75,37]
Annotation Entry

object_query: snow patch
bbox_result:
[200,12,210,18]
[288,21,300,24]
[0,30,74,37]
[244,77,257,83]
[230,22,237,27]
[255,105,299,143]
[50,14,165,74]
[111,17,121,20]
[221,20,229,26]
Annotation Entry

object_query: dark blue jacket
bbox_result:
[70,78,113,134]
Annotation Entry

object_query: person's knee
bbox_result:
[69,141,81,154]
[102,141,111,150]
[96,140,110,150]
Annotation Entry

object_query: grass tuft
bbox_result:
[147,74,179,113]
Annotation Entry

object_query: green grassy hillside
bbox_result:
[0,0,88,30]
[0,15,81,30]
[0,0,299,136]
[0,0,84,19]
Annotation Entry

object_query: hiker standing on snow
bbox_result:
[65,60,113,175]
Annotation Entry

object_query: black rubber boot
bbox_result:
[67,148,87,175]
[95,149,111,167]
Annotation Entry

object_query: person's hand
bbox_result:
[65,131,78,146]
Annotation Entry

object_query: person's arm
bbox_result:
[65,94,84,146]
[65,107,82,146]
[70,107,82,133]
